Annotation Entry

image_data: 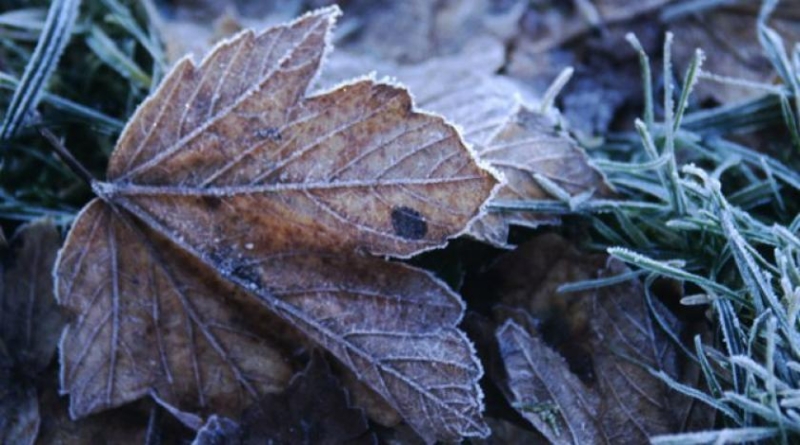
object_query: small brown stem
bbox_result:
[38,127,96,186]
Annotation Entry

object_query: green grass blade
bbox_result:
[1,0,81,140]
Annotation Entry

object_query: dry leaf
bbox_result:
[151,1,609,248]
[483,235,706,443]
[467,107,610,246]
[55,7,494,443]
[0,219,64,445]
[342,0,525,64]
[519,0,670,54]
[510,2,667,135]
[323,44,609,247]
[480,233,603,373]
[496,321,600,444]
[670,3,800,105]
[193,354,376,445]
[1,219,64,374]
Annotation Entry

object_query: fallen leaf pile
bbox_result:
[154,2,613,248]
[2,2,746,443]
[54,7,495,443]
[464,234,711,444]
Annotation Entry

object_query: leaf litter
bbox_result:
[54,6,495,443]
[464,234,711,444]
[5,1,789,443]
[151,0,612,248]
[193,353,376,445]
[1,219,63,445]
[321,35,611,247]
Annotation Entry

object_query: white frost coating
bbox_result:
[384,74,506,260]
[410,264,487,418]
[305,6,341,98]
[1,0,81,139]
[112,6,342,182]
[152,392,204,431]
[307,71,378,99]
[66,7,491,441]
[297,64,504,260]
[403,88,507,258]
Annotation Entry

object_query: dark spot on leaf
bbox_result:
[391,206,427,240]
[202,195,221,209]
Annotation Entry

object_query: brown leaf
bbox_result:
[1,219,64,373]
[487,235,706,443]
[55,7,494,443]
[468,108,610,247]
[193,354,376,445]
[519,0,671,53]
[510,2,668,135]
[496,321,600,444]
[670,3,800,105]
[483,233,604,373]
[324,45,610,247]
[57,203,296,426]
[341,0,524,64]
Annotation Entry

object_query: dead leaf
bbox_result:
[483,234,707,443]
[467,107,610,247]
[1,219,64,374]
[479,233,603,374]
[342,0,525,64]
[0,219,65,445]
[193,354,376,445]
[323,44,610,247]
[496,320,600,444]
[669,3,800,105]
[152,1,609,248]
[55,7,494,443]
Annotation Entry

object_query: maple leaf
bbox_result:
[55,6,495,443]
[401,64,610,247]
[323,45,610,247]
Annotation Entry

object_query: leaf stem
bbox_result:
[38,126,96,186]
